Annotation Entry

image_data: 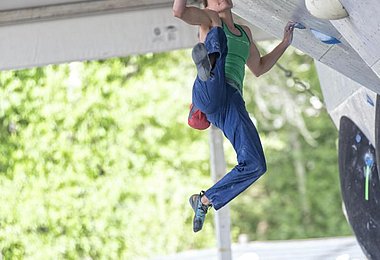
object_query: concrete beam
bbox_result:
[330,0,380,78]
[0,7,198,70]
[0,0,176,26]
[232,0,380,94]
[0,0,88,11]
[315,60,376,144]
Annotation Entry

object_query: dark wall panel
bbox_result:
[339,116,380,260]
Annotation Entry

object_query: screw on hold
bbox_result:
[364,152,374,201]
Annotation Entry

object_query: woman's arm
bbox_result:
[245,21,295,77]
[173,0,213,27]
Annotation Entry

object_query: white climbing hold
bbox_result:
[305,0,348,20]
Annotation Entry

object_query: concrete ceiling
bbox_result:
[0,0,271,70]
[232,0,380,94]
[0,0,87,11]
[0,0,199,70]
[0,0,175,25]
[331,0,380,79]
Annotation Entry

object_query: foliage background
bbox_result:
[0,44,352,259]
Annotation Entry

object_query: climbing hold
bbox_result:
[366,94,375,107]
[355,134,362,143]
[310,29,341,44]
[364,152,374,168]
[364,152,374,201]
[294,22,306,29]
[305,0,348,20]
[365,165,370,200]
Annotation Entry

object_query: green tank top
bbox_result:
[222,22,250,93]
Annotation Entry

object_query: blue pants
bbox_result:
[192,27,267,210]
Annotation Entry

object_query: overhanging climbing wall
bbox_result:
[232,0,380,94]
[316,61,380,260]
[339,117,380,259]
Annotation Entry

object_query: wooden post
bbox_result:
[209,125,232,260]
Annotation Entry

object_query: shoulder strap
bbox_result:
[235,24,251,44]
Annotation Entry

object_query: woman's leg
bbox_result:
[189,26,229,232]
[192,26,228,115]
[205,89,267,210]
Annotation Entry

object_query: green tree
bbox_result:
[0,51,216,259]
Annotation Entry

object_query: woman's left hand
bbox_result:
[282,21,296,46]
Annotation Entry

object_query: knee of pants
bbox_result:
[257,161,267,176]
[237,156,267,178]
[238,144,266,170]
[250,159,266,177]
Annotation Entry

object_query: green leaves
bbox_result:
[0,51,215,259]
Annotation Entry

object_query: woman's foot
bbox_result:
[192,43,212,81]
[189,191,211,232]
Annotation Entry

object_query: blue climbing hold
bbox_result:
[364,152,374,167]
[310,28,341,44]
[294,22,306,29]
[366,94,375,107]
[355,134,362,143]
